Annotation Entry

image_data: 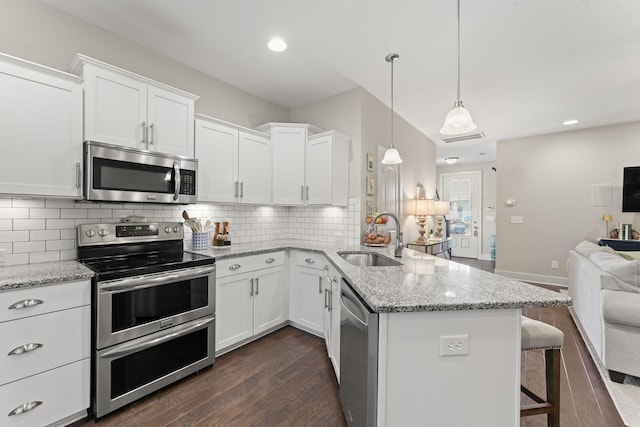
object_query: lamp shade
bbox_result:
[440,101,477,136]
[414,198,436,216]
[602,214,612,222]
[381,146,403,164]
[435,201,450,215]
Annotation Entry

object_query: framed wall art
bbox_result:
[366,175,375,196]
[366,153,374,171]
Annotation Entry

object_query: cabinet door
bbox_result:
[323,284,331,353]
[0,58,83,198]
[195,119,238,203]
[238,131,272,205]
[305,136,333,205]
[83,65,147,149]
[330,279,341,380]
[253,266,285,335]
[272,127,306,205]
[294,268,325,335]
[216,272,253,352]
[147,86,195,157]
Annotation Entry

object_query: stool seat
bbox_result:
[521,316,564,350]
[520,316,564,427]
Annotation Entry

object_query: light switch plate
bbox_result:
[510,216,524,224]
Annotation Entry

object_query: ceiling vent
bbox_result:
[442,132,485,143]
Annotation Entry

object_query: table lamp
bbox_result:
[434,201,450,239]
[602,214,612,237]
[413,198,435,244]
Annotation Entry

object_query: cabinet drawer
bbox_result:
[0,306,90,386]
[296,251,326,269]
[0,358,89,427]
[217,251,285,278]
[0,280,90,323]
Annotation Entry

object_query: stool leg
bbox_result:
[545,348,561,427]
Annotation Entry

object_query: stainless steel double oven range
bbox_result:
[77,221,215,418]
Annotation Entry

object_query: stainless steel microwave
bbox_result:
[84,141,197,204]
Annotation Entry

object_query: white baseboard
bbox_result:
[494,269,567,288]
[478,253,493,261]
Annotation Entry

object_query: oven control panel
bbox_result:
[78,222,184,246]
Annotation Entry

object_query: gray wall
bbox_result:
[437,162,497,260]
[496,120,640,286]
[0,0,288,127]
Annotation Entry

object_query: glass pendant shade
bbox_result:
[440,101,477,135]
[381,146,402,164]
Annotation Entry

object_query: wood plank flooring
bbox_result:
[72,256,626,427]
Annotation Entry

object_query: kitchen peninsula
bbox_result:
[196,240,570,427]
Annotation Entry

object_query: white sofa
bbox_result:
[568,240,640,382]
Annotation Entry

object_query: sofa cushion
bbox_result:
[615,251,640,261]
[575,240,609,257]
[602,289,640,327]
[590,251,640,293]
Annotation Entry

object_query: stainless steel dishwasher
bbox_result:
[340,279,379,427]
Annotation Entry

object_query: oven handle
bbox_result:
[173,161,181,201]
[100,315,215,359]
[100,265,216,292]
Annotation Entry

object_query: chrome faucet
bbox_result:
[367,211,404,257]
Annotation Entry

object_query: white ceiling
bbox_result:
[41,0,640,166]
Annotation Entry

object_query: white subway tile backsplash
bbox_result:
[46,219,75,229]
[0,199,11,207]
[0,208,29,219]
[14,241,46,253]
[30,251,60,263]
[46,239,75,251]
[0,220,11,230]
[61,229,77,240]
[45,199,76,208]
[0,243,12,253]
[60,249,77,261]
[4,253,29,265]
[61,208,86,218]
[13,219,46,230]
[88,209,112,219]
[30,208,60,219]
[13,199,45,208]
[0,230,29,242]
[30,229,61,241]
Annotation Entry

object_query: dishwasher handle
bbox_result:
[340,282,370,327]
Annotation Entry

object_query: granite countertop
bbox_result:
[188,239,571,313]
[0,260,95,292]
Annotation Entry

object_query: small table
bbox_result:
[407,237,452,259]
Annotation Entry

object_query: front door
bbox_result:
[441,171,482,258]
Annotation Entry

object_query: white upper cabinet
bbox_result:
[0,53,83,198]
[71,54,198,158]
[258,123,349,207]
[195,115,271,205]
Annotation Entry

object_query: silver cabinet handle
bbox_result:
[141,121,147,144]
[8,401,43,416]
[305,258,315,264]
[318,276,323,294]
[325,288,329,308]
[100,265,216,292]
[235,181,239,198]
[228,264,241,271]
[323,265,333,284]
[240,182,244,198]
[149,123,155,145]
[75,162,81,188]
[255,277,259,295]
[250,278,254,296]
[8,343,43,356]
[306,185,309,200]
[265,257,275,264]
[328,289,333,311]
[8,299,43,310]
[301,185,304,201]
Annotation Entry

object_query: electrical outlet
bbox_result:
[439,334,469,356]
[551,260,559,269]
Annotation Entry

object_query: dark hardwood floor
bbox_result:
[72,256,625,427]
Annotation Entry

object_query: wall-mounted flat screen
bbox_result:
[622,166,640,212]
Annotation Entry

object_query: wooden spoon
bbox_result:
[182,210,190,221]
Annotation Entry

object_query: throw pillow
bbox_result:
[574,240,608,257]
[590,251,640,292]
[615,251,640,261]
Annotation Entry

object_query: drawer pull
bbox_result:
[265,257,275,264]
[8,299,43,310]
[8,401,43,416]
[8,343,43,356]
[305,258,315,264]
[228,264,241,271]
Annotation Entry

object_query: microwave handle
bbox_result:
[173,162,181,201]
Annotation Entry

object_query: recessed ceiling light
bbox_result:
[267,38,287,52]
[563,119,579,126]
[445,157,459,164]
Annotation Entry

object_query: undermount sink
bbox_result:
[338,251,402,267]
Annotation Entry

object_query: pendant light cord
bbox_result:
[456,0,461,102]
[386,53,399,148]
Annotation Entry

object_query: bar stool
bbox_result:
[520,316,564,427]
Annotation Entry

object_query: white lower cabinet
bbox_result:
[0,280,90,426]
[215,252,286,353]
[323,263,341,381]
[290,251,327,335]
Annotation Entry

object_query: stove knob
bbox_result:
[164,227,171,233]
[86,229,96,238]
[173,226,179,233]
[98,229,108,237]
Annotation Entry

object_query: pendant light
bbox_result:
[440,0,477,136]
[381,53,402,164]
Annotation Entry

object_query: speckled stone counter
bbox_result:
[188,239,571,313]
[0,260,95,292]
